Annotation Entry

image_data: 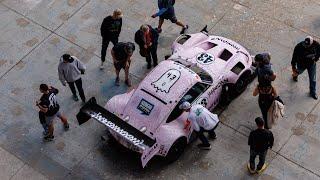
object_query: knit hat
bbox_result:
[179,102,191,110]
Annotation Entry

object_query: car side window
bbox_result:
[166,82,210,123]
[231,62,245,75]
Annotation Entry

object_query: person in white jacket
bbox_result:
[58,54,86,102]
[179,102,220,150]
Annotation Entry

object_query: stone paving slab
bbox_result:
[0,4,50,78]
[279,100,320,176]
[11,164,48,180]
[261,155,319,180]
[2,0,90,31]
[232,0,320,38]
[0,146,24,180]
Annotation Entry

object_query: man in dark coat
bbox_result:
[291,36,320,99]
[100,9,122,69]
[135,25,159,69]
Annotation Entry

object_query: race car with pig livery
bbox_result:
[76,27,256,168]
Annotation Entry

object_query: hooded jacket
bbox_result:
[58,56,85,84]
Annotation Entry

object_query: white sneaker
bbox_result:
[100,62,104,70]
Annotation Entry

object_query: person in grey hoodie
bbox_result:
[58,54,86,102]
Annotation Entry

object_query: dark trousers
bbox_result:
[249,149,267,170]
[101,37,118,62]
[297,63,316,95]
[195,123,219,145]
[258,96,273,129]
[68,78,86,102]
[39,111,48,133]
[146,45,158,65]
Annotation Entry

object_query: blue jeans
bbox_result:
[297,63,316,95]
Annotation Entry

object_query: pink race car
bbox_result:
[77,27,256,168]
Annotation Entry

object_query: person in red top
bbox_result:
[135,25,159,69]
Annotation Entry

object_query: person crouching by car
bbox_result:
[135,24,159,69]
[58,54,86,103]
[111,42,135,87]
[247,117,274,174]
[179,102,219,150]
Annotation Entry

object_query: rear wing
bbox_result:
[76,97,159,167]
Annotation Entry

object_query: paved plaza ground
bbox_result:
[0,0,320,179]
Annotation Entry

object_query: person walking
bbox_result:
[247,117,274,174]
[36,84,69,142]
[58,54,86,103]
[179,102,219,150]
[255,53,276,88]
[151,0,188,34]
[291,36,320,99]
[100,9,123,69]
[135,24,159,69]
[111,42,135,87]
[253,84,277,129]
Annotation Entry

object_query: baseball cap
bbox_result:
[304,36,313,46]
[179,102,191,110]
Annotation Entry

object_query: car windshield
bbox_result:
[174,61,213,84]
[166,82,210,123]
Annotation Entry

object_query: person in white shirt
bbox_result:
[179,102,220,150]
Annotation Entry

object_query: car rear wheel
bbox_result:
[165,137,187,163]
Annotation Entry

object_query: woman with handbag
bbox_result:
[253,85,278,129]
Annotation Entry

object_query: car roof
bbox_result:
[170,34,251,79]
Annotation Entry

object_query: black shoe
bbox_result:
[147,63,151,69]
[43,135,54,142]
[42,131,49,136]
[153,62,158,67]
[115,77,120,86]
[311,93,318,100]
[209,134,217,140]
[64,123,70,131]
[197,143,211,150]
[180,25,188,34]
[81,98,86,103]
[293,76,298,82]
[73,95,79,101]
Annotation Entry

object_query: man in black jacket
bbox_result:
[100,9,122,70]
[291,36,320,99]
[135,25,159,69]
[248,117,274,174]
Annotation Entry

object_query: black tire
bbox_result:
[165,137,187,163]
[234,70,251,95]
